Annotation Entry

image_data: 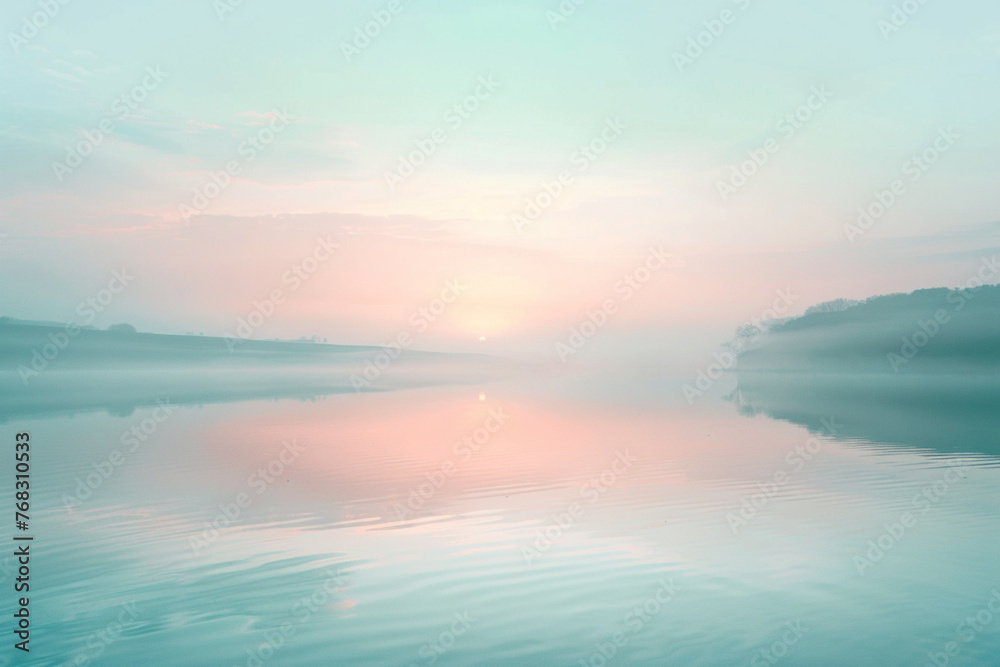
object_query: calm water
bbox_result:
[4,370,1000,666]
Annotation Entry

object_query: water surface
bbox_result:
[4,370,999,666]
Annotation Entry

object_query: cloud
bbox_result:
[40,68,83,85]
[52,59,94,79]
[185,119,226,131]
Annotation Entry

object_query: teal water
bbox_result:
[2,372,999,666]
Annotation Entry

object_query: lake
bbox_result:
[5,369,1000,666]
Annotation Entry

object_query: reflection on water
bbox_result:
[4,370,1000,666]
[733,371,1000,457]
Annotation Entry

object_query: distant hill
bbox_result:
[0,319,506,421]
[732,283,1000,456]
[0,317,382,372]
[737,284,1000,374]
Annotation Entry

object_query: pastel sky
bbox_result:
[2,0,999,366]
